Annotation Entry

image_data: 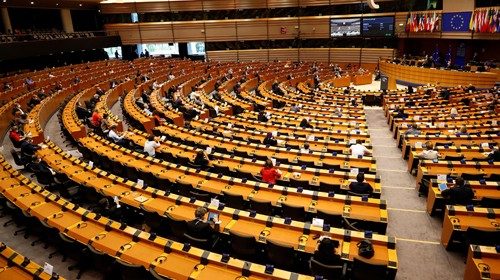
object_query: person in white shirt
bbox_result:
[143,135,161,157]
[350,139,371,158]
[450,107,458,118]
[418,141,439,160]
[300,142,310,154]
[108,125,129,147]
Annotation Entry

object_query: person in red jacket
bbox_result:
[260,159,281,184]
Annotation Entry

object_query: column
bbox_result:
[60,9,74,33]
[1,7,12,34]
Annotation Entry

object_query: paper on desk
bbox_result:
[89,161,94,168]
[415,142,422,149]
[137,179,144,188]
[437,174,447,182]
[271,158,276,166]
[350,168,359,175]
[312,218,324,228]
[272,131,278,137]
[160,136,166,141]
[307,135,315,141]
[481,143,490,148]
[210,198,220,208]
[43,262,54,275]
[206,147,212,154]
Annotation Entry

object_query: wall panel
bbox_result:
[207,48,395,64]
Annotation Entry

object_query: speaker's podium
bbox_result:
[380,75,389,91]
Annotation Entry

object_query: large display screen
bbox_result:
[330,18,361,37]
[362,17,394,36]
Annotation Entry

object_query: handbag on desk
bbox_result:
[357,239,375,259]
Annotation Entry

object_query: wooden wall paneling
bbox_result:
[267,17,300,40]
[472,33,500,40]
[202,0,236,11]
[298,16,330,39]
[236,19,269,41]
[105,24,141,45]
[298,48,329,62]
[394,13,407,35]
[238,49,269,62]
[234,0,268,10]
[100,3,135,14]
[361,48,395,63]
[267,0,299,9]
[204,20,238,42]
[168,1,204,12]
[269,48,298,61]
[136,23,175,43]
[171,21,205,42]
[206,50,238,62]
[440,32,472,39]
[330,48,361,63]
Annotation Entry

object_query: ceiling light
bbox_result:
[79,3,82,6]
[30,1,34,4]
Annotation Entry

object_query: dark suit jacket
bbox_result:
[187,219,215,240]
[349,182,373,195]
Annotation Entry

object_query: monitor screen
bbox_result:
[330,18,361,37]
[362,17,394,37]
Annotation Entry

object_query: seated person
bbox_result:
[186,207,220,241]
[260,159,281,184]
[455,126,468,136]
[440,177,474,206]
[301,142,310,154]
[263,132,278,146]
[418,141,439,160]
[107,125,130,147]
[450,107,458,118]
[486,148,500,162]
[193,150,210,167]
[312,236,342,266]
[350,139,371,158]
[404,123,421,136]
[9,125,25,147]
[257,111,269,122]
[143,135,161,157]
[348,173,373,195]
[90,111,103,129]
[299,117,313,129]
[20,138,40,159]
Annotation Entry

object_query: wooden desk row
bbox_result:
[401,134,500,160]
[0,242,61,280]
[153,124,377,175]
[426,179,500,215]
[75,134,388,233]
[190,119,373,156]
[464,245,500,280]
[416,159,499,187]
[407,146,494,173]
[0,158,309,280]
[37,142,397,273]
[441,205,499,249]
[127,129,382,196]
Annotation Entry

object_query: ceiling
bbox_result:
[0,0,101,9]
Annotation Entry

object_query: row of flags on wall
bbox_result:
[406,7,499,33]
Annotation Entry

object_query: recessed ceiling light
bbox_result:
[56,3,59,6]
[79,3,82,6]
[30,1,34,4]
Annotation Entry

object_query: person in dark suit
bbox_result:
[263,132,278,146]
[193,150,210,168]
[349,173,373,195]
[186,207,220,241]
[312,236,342,266]
[299,118,313,129]
[441,177,474,206]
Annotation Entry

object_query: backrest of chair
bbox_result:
[229,230,257,257]
[183,233,209,249]
[309,259,343,279]
[266,239,295,269]
[352,257,388,280]
[316,209,343,228]
[222,191,244,209]
[281,202,305,221]
[478,197,500,208]
[249,197,274,216]
[166,214,187,240]
[466,227,500,246]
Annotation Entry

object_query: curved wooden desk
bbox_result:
[379,61,497,89]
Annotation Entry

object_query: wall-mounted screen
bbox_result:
[330,18,361,37]
[362,17,394,37]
